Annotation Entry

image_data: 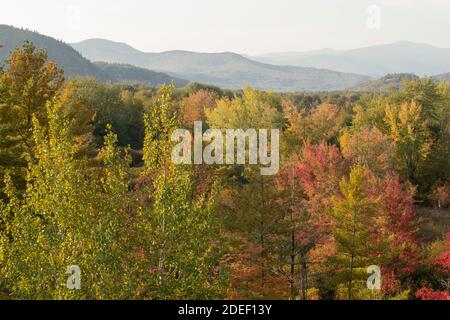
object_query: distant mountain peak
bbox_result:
[71,38,370,92]
[252,41,450,77]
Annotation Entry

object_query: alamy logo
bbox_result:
[66,5,81,30]
[172,122,280,176]
[367,265,382,290]
[366,5,381,30]
[66,265,81,290]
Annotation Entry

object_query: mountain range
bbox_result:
[251,42,450,77]
[70,39,369,92]
[0,25,188,87]
[1,24,450,92]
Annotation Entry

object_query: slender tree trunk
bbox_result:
[348,220,356,300]
[348,253,354,300]
[260,175,266,297]
[300,257,308,300]
[159,154,167,282]
[290,232,296,299]
[289,167,296,299]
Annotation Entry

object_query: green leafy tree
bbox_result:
[60,78,145,150]
[340,127,394,176]
[329,166,386,300]
[0,41,63,189]
[137,84,226,299]
[206,86,284,130]
[384,101,432,182]
[206,86,286,298]
[143,84,178,173]
[1,104,135,299]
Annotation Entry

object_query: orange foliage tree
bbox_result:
[179,89,218,128]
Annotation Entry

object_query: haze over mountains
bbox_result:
[70,39,369,92]
[0,25,188,87]
[433,72,450,83]
[252,42,450,77]
[2,24,450,92]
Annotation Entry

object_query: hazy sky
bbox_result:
[1,0,449,54]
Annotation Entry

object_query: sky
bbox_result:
[1,0,450,55]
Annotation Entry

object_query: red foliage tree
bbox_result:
[377,175,419,288]
[435,233,450,271]
[296,142,349,235]
[292,143,349,297]
[416,288,449,300]
[416,233,450,300]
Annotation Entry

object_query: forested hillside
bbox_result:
[433,72,450,83]
[351,73,420,92]
[0,25,105,79]
[94,62,188,87]
[0,42,449,300]
[0,25,187,87]
[71,39,370,91]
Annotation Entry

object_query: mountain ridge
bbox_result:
[71,39,370,92]
[251,41,450,77]
[350,73,420,92]
[432,72,450,83]
[4,25,449,92]
[0,25,187,87]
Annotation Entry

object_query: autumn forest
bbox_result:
[0,41,449,301]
